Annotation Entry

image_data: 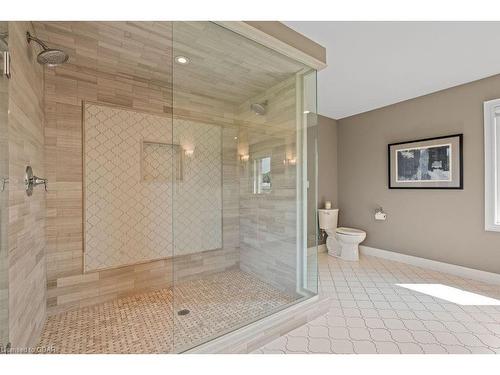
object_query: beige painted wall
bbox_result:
[337,73,500,274]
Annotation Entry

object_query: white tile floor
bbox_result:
[254,252,500,354]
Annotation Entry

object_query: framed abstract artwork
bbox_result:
[388,134,463,189]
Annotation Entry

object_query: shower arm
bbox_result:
[26,32,49,50]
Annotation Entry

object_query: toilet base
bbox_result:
[326,236,340,257]
[325,234,360,261]
[337,243,359,261]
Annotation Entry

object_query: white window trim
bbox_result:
[484,98,500,232]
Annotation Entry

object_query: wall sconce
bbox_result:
[283,158,296,166]
[184,149,194,157]
[240,154,249,162]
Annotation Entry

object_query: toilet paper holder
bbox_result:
[375,206,387,221]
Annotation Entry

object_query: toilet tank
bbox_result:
[318,209,339,230]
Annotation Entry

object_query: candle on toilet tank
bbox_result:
[325,201,332,210]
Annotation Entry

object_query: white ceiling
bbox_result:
[284,22,500,119]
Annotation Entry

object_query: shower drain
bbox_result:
[177,309,190,316]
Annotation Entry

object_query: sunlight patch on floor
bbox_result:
[396,283,500,305]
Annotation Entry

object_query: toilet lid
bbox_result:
[336,227,365,236]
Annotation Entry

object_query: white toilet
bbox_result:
[318,209,366,261]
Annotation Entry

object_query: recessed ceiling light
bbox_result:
[175,56,190,65]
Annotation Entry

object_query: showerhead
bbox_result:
[26,32,69,67]
[36,49,69,66]
[250,100,267,115]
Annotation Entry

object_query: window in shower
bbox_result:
[253,156,271,194]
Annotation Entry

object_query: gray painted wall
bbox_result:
[318,115,338,209]
[337,73,500,274]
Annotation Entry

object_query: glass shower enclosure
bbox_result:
[3,20,318,353]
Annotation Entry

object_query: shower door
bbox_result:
[171,21,318,352]
[0,20,9,352]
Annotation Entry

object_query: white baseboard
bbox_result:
[360,245,500,286]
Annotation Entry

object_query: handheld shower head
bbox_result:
[26,32,69,67]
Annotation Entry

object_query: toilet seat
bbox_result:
[336,227,365,236]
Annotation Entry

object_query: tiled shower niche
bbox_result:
[142,141,183,183]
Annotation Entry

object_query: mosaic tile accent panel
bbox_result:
[84,103,174,271]
[173,119,222,255]
[38,269,296,353]
[84,104,223,271]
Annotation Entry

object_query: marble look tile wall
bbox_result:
[238,76,300,295]
[31,21,240,315]
[35,21,175,288]
[0,26,9,346]
[7,22,47,349]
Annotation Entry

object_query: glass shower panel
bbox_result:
[0,21,8,352]
[45,21,176,353]
[304,70,319,294]
[172,21,318,352]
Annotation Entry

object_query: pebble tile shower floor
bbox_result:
[254,252,500,354]
[38,269,295,353]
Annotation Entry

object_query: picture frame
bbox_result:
[388,134,463,189]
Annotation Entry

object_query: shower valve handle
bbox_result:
[24,166,48,196]
[32,176,48,191]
